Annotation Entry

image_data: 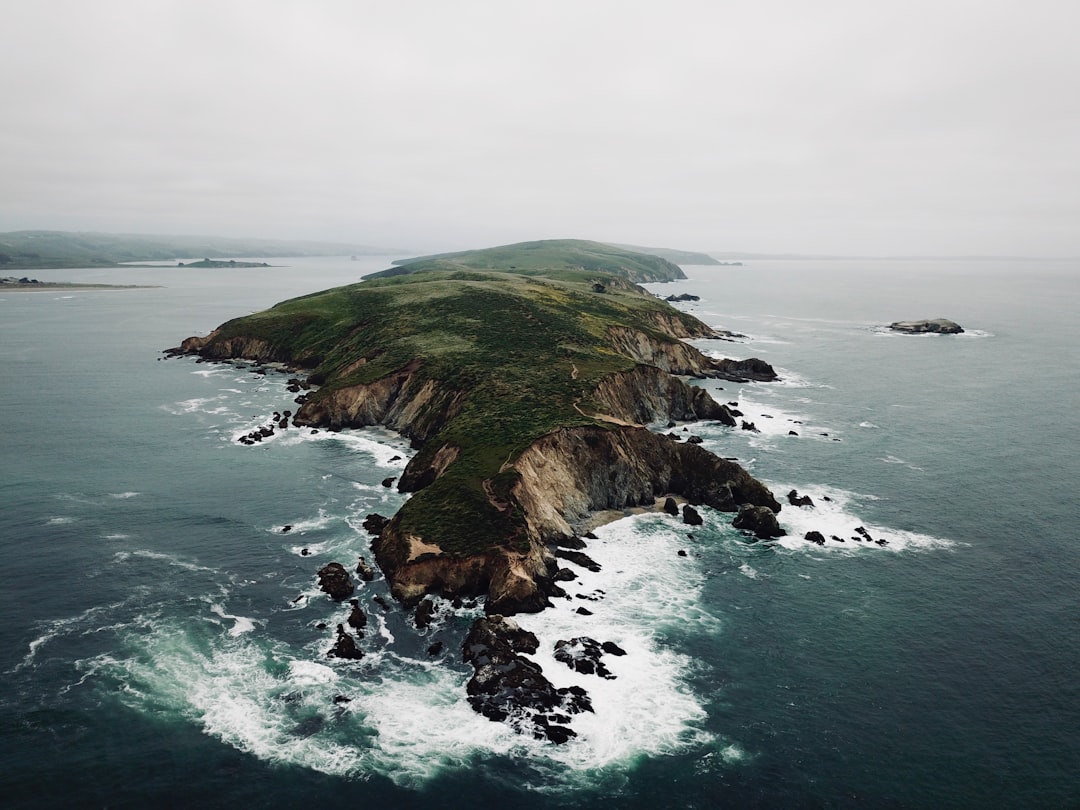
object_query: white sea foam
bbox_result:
[210,604,258,636]
[877,455,924,472]
[117,549,219,573]
[46,516,76,525]
[515,515,717,769]
[764,483,953,553]
[109,491,141,499]
[95,513,729,788]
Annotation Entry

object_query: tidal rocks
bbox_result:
[788,489,815,508]
[663,496,679,516]
[733,504,786,539]
[889,318,964,334]
[553,637,617,679]
[327,624,363,660]
[317,562,355,600]
[463,615,592,744]
[347,599,367,631]
[805,530,826,546]
[665,293,701,302]
[355,556,376,581]
[682,504,704,526]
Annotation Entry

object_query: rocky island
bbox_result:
[168,238,782,741]
[889,318,964,334]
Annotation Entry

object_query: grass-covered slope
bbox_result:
[175,242,720,557]
[372,239,687,283]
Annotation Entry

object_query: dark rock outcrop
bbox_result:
[553,637,617,679]
[317,563,355,600]
[682,504,703,526]
[327,624,363,660]
[788,489,815,508]
[733,504,786,539]
[889,318,964,334]
[362,514,389,536]
[355,556,376,581]
[347,599,367,631]
[463,615,592,743]
[805,530,826,546]
[415,597,437,629]
[713,357,778,382]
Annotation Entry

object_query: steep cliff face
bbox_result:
[373,422,779,614]
[510,424,779,539]
[291,360,468,446]
[589,364,735,426]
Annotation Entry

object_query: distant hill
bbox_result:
[373,239,687,282]
[607,243,720,265]
[0,230,398,270]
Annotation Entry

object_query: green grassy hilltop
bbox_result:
[175,240,739,562]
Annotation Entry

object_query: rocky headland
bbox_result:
[167,238,784,742]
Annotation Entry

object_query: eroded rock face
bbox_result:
[463,615,591,744]
[374,424,780,614]
[889,318,964,334]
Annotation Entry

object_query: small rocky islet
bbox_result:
[165,239,865,742]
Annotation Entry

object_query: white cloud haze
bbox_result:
[3,0,1079,255]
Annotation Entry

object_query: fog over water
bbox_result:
[3,1,1080,256]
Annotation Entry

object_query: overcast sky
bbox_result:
[3,0,1078,255]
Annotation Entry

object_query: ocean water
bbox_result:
[1,256,1078,808]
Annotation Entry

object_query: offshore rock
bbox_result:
[788,489,815,507]
[889,318,964,334]
[317,562,355,600]
[713,357,778,382]
[346,599,367,631]
[327,624,363,660]
[682,504,704,526]
[355,556,376,581]
[733,504,786,539]
[463,615,592,743]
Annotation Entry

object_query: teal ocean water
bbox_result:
[2,257,1078,808]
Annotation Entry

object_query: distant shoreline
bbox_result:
[0,281,160,291]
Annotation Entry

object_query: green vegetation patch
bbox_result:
[187,241,714,555]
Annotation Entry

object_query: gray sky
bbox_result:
[3,0,1079,255]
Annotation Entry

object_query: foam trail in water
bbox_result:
[765,483,953,553]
